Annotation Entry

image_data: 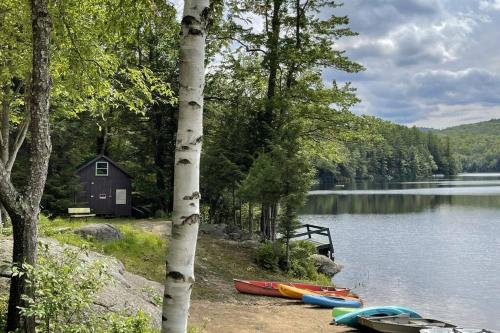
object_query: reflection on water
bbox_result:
[300,174,500,330]
[303,193,500,214]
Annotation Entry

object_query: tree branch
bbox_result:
[0,160,25,219]
[7,117,30,172]
[230,37,267,54]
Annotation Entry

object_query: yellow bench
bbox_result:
[68,208,96,220]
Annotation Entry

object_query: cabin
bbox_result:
[75,155,132,216]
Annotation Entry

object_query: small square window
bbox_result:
[96,162,108,176]
[99,194,107,199]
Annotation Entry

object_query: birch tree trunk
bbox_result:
[161,1,209,332]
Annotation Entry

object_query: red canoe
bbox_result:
[233,279,351,298]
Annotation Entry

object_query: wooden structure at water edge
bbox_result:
[290,224,335,260]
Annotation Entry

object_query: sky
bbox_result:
[172,0,500,129]
[328,0,500,129]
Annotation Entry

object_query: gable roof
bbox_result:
[75,154,133,178]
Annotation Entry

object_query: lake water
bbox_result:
[300,173,500,330]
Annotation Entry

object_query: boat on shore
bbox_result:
[421,328,497,333]
[357,314,456,333]
[302,294,361,308]
[334,306,421,328]
[278,284,358,300]
[332,307,357,317]
[233,279,350,298]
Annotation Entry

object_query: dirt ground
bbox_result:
[131,220,358,333]
[190,300,356,333]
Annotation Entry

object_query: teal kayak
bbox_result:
[302,294,361,308]
[333,306,421,328]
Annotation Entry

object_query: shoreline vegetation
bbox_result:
[1,217,349,332]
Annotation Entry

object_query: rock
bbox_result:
[0,261,11,278]
[309,254,342,277]
[74,223,123,242]
[198,223,227,239]
[0,236,162,327]
[241,232,260,242]
[227,232,242,241]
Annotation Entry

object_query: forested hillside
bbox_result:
[438,119,500,172]
[316,118,460,185]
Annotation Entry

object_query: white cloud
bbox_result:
[479,0,500,11]
[408,104,500,129]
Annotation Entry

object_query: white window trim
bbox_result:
[95,161,109,176]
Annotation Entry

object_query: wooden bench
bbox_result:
[68,208,96,221]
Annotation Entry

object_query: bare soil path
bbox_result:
[190,300,355,333]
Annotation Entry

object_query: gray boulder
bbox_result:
[0,237,162,328]
[309,254,342,277]
[74,223,123,242]
[0,261,11,278]
[198,223,227,239]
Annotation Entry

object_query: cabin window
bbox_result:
[99,194,107,199]
[116,189,126,205]
[95,162,108,176]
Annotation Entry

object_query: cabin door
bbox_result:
[90,180,114,215]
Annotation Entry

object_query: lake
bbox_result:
[300,173,500,330]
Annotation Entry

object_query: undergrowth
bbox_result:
[40,217,167,282]
[256,240,332,284]
[0,293,6,332]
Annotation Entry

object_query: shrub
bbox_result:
[101,310,158,333]
[0,293,7,332]
[288,241,320,279]
[255,240,331,281]
[16,245,109,333]
[14,244,159,333]
[255,242,285,271]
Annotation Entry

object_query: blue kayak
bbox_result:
[334,306,422,328]
[302,294,361,308]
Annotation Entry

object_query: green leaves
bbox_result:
[15,244,159,333]
[18,246,109,332]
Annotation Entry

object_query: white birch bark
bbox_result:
[161,1,209,332]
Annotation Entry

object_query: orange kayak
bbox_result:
[233,279,351,298]
[278,284,360,301]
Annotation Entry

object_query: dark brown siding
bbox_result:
[76,156,132,216]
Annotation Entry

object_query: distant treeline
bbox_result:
[438,119,500,172]
[317,119,460,185]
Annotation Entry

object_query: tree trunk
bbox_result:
[7,213,38,333]
[96,123,109,155]
[152,103,177,213]
[258,0,283,148]
[260,203,265,235]
[161,1,209,332]
[248,202,253,236]
[1,0,52,332]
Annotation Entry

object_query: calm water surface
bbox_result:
[300,174,500,330]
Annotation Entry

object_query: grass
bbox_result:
[40,216,168,282]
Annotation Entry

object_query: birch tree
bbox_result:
[161,1,209,332]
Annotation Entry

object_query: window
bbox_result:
[96,161,108,176]
[99,194,107,199]
[116,189,126,205]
